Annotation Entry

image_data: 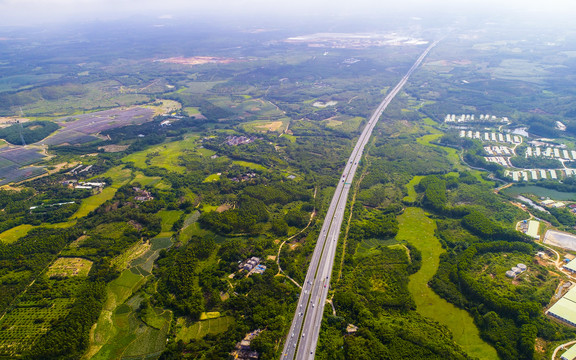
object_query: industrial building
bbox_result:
[241,257,261,271]
[564,259,576,274]
[505,263,527,278]
[547,286,576,327]
[561,344,576,360]
[526,220,540,239]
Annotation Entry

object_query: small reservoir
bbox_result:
[502,185,576,201]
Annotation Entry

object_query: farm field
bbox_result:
[0,146,47,185]
[87,270,148,359]
[178,81,225,94]
[323,115,364,133]
[0,298,75,357]
[144,99,182,116]
[242,119,289,133]
[0,220,76,244]
[87,234,175,359]
[157,210,183,233]
[0,224,35,244]
[15,80,150,117]
[175,315,234,343]
[180,220,212,243]
[111,241,152,271]
[131,172,161,187]
[398,207,498,360]
[212,96,284,120]
[128,236,173,275]
[153,180,172,190]
[72,166,133,218]
[0,73,62,92]
[46,257,93,277]
[203,173,220,182]
[71,187,118,219]
[184,106,200,115]
[40,107,155,146]
[232,160,266,171]
[90,304,171,360]
[122,135,201,173]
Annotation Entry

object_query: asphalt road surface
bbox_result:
[281,40,440,360]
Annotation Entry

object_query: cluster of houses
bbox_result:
[225,135,257,146]
[30,201,75,211]
[230,172,257,182]
[459,130,522,144]
[62,180,106,190]
[525,146,576,161]
[505,263,527,278]
[505,169,563,182]
[231,329,262,360]
[343,58,360,64]
[68,164,93,175]
[445,114,509,123]
[540,199,574,209]
[133,187,154,201]
[239,257,266,276]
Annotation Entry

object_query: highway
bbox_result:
[281,40,440,360]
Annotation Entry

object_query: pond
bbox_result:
[502,185,576,201]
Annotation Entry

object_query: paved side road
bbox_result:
[281,39,441,360]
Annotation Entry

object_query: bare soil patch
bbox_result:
[47,257,93,277]
[154,56,237,66]
[216,204,231,213]
[98,144,130,153]
[70,235,89,248]
[255,121,284,132]
[0,117,28,128]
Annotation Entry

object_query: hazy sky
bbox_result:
[0,0,575,27]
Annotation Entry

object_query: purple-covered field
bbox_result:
[38,107,154,145]
[41,131,97,146]
[0,165,45,185]
[0,147,47,185]
[37,107,154,146]
[0,147,45,165]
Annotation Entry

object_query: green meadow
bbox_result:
[397,207,498,360]
[122,135,200,173]
[175,316,234,343]
[72,166,133,219]
[157,210,183,233]
[0,224,35,244]
[403,175,424,203]
[232,160,266,171]
[203,173,221,182]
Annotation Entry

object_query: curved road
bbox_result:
[281,40,441,360]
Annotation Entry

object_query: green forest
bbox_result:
[2,14,576,360]
[0,121,59,145]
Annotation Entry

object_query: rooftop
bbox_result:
[563,343,576,360]
[526,220,540,238]
[564,287,576,303]
[565,259,576,273]
[547,287,576,326]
